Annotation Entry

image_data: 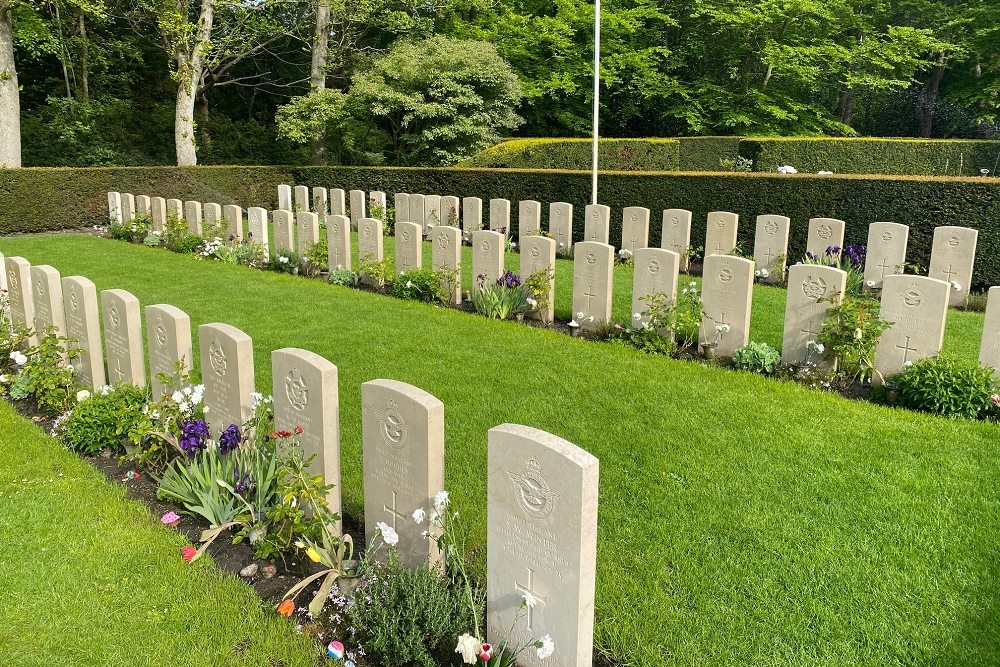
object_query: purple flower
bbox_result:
[234,467,256,494]
[496,270,522,289]
[219,424,242,454]
[179,418,210,456]
[843,243,866,269]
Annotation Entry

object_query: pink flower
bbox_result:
[161,511,181,527]
[181,546,197,562]
[479,643,493,662]
[990,394,1000,406]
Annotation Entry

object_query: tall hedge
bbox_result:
[460,138,680,171]
[3,166,1000,289]
[740,137,1000,176]
[676,136,744,171]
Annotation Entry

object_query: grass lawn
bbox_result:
[3,233,1000,667]
[0,399,319,666]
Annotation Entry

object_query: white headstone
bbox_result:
[874,275,949,381]
[135,195,151,220]
[699,255,753,357]
[753,214,791,284]
[198,323,255,435]
[150,197,167,234]
[621,207,650,256]
[121,193,136,223]
[395,221,423,275]
[486,423,599,667]
[632,248,679,326]
[572,241,614,330]
[520,236,556,323]
[518,200,542,244]
[583,204,610,244]
[806,218,846,260]
[62,276,105,389]
[30,265,65,337]
[312,187,328,221]
[166,198,183,224]
[327,215,352,271]
[183,200,203,236]
[430,226,462,304]
[781,264,847,366]
[408,194,426,228]
[705,211,738,256]
[5,256,35,337]
[272,210,295,254]
[490,198,511,237]
[424,195,442,228]
[101,289,145,388]
[108,192,122,224]
[203,202,222,235]
[273,348,342,534]
[297,211,320,256]
[440,196,460,225]
[661,209,692,271]
[358,218,384,262]
[929,225,978,307]
[247,207,269,254]
[350,189,366,227]
[463,197,483,238]
[980,287,1000,377]
[393,193,409,223]
[294,185,310,212]
[362,379,444,567]
[369,191,387,219]
[330,188,346,216]
[863,222,909,288]
[278,184,292,211]
[549,202,573,257]
[472,230,505,294]
[223,205,243,239]
[145,304,193,400]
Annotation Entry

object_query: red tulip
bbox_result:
[181,546,197,562]
[479,644,493,662]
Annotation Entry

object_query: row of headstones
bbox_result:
[277,186,981,308]
[2,249,598,667]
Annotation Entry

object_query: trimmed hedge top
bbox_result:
[461,138,680,171]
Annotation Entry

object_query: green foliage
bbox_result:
[523,268,554,322]
[20,328,83,415]
[731,341,782,374]
[358,254,394,289]
[328,268,360,287]
[608,291,678,356]
[268,249,302,274]
[343,554,480,667]
[893,356,1000,420]
[471,275,531,320]
[463,138,679,171]
[156,447,242,528]
[302,242,328,277]
[390,268,455,304]
[818,295,893,383]
[59,385,149,454]
[677,137,745,171]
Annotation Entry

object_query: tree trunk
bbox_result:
[309,0,331,165]
[173,0,215,166]
[78,12,89,101]
[0,0,21,168]
[196,92,211,155]
[916,52,946,138]
[837,88,855,125]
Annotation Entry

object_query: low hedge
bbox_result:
[740,137,1000,176]
[676,136,744,171]
[3,166,1000,288]
[460,138,680,171]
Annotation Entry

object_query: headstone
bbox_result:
[806,218,846,259]
[705,211,738,256]
[135,195,151,220]
[278,184,292,210]
[183,200,203,235]
[486,423,599,667]
[490,198,511,237]
[874,275,949,381]
[520,236,556,323]
[440,196,460,225]
[753,214,790,284]
[108,192,122,224]
[863,222,909,288]
[572,241,614,331]
[101,289,145,388]
[273,348,342,533]
[166,198,183,224]
[272,210,295,254]
[62,276,105,389]
[150,197,167,234]
[361,379,444,567]
[583,204,610,244]
[699,255,753,357]
[330,188,346,216]
[223,205,243,239]
[518,200,542,245]
[369,191,387,219]
[430,226,462,304]
[294,185,310,212]
[620,207,650,256]
[462,197,483,238]
[198,323,255,434]
[393,193,409,223]
[472,230,505,294]
[29,265,65,337]
[327,215,352,271]
[549,202,573,257]
[5,256,35,335]
[145,304,193,399]
[395,221,423,275]
[121,193,136,223]
[203,202,223,235]
[408,194,426,229]
[929,225,978,307]
[350,189,366,227]
[780,264,847,366]
[632,249,679,325]
[297,211,320,256]
[358,218,384,262]
[661,209,692,271]
[247,207,269,253]
[980,287,1000,377]
[312,187,328,221]
[424,195,442,227]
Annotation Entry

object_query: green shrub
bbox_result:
[731,341,782,374]
[21,328,84,415]
[677,136,744,171]
[60,385,149,454]
[328,268,360,287]
[893,356,1000,420]
[462,137,680,171]
[818,295,892,383]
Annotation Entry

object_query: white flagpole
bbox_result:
[591,0,601,206]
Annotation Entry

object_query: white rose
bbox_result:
[75,389,91,402]
[455,634,482,665]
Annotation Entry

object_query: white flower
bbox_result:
[558,242,565,248]
[576,311,584,319]
[526,297,537,307]
[182,386,192,396]
[179,401,191,413]
[10,351,27,366]
[715,323,731,334]
[777,165,798,174]
[98,385,112,396]
[75,389,91,402]
[171,390,184,404]
[151,410,160,420]
[406,280,413,288]
[755,268,770,278]
[866,280,876,288]
[568,319,579,328]
[806,340,825,355]
[203,406,210,413]
[429,511,441,526]
[522,591,539,608]
[433,490,450,511]
[278,256,289,264]
[618,248,632,257]
[376,521,399,546]
[455,634,482,665]
[0,375,7,383]
[904,360,914,368]
[854,327,864,340]
[951,281,961,292]
[585,315,594,323]
[689,282,696,288]
[412,508,426,524]
[510,242,517,249]
[536,635,555,660]
[632,312,642,321]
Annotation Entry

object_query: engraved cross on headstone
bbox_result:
[115,357,125,382]
[514,567,546,631]
[584,284,597,311]
[941,264,958,283]
[800,320,822,340]
[763,248,776,267]
[877,257,893,278]
[713,312,730,329]
[383,491,406,530]
[896,336,918,364]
